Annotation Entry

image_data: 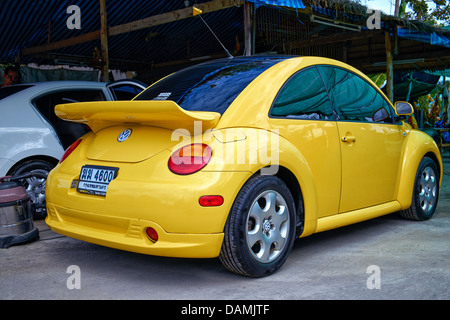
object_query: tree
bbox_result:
[401,0,450,26]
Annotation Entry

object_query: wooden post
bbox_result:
[385,31,394,103]
[100,0,109,82]
[243,1,254,56]
[342,41,348,63]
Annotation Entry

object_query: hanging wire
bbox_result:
[197,14,233,59]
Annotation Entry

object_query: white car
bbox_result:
[0,80,147,218]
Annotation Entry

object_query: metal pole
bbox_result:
[385,32,394,103]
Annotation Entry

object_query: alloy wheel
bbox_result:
[246,190,290,263]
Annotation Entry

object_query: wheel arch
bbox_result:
[424,151,442,180]
[211,128,319,238]
[396,131,443,209]
[7,155,59,175]
[271,166,304,238]
[255,163,317,239]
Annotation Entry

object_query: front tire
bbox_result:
[219,175,296,277]
[400,157,439,221]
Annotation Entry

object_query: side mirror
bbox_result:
[395,101,414,116]
[373,107,389,122]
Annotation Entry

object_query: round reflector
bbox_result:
[146,227,159,242]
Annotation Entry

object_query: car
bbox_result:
[0,79,147,218]
[45,56,442,277]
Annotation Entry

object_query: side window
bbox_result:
[270,67,335,120]
[34,89,105,148]
[109,84,143,100]
[34,89,105,125]
[53,90,105,104]
[318,66,394,123]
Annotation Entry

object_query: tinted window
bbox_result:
[0,85,34,100]
[110,84,143,100]
[34,89,105,148]
[318,66,393,123]
[135,57,289,115]
[34,89,104,121]
[270,67,335,120]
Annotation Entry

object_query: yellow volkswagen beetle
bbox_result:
[45,56,442,277]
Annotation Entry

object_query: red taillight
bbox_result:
[199,195,224,207]
[168,143,212,175]
[146,227,158,242]
[60,139,82,163]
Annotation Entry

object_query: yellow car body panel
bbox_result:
[337,121,405,213]
[46,133,252,258]
[45,56,442,261]
[46,135,251,235]
[269,119,341,219]
[46,204,225,258]
[215,56,442,233]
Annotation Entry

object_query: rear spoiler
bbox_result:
[55,100,220,133]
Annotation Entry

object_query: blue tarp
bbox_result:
[397,28,450,48]
[245,0,305,9]
[393,71,441,101]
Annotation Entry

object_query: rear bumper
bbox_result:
[45,157,252,258]
[46,203,224,258]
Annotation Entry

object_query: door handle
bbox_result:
[341,135,356,143]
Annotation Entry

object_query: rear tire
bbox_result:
[400,157,439,221]
[219,175,296,277]
[9,160,55,220]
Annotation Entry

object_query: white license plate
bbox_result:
[77,165,119,196]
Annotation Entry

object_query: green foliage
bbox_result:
[402,0,450,26]
[368,73,386,88]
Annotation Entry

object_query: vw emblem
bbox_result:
[118,129,132,142]
[263,220,271,233]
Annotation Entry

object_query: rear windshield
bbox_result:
[135,57,288,114]
[0,85,34,100]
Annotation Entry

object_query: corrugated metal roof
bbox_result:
[3,0,449,76]
[0,0,245,69]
